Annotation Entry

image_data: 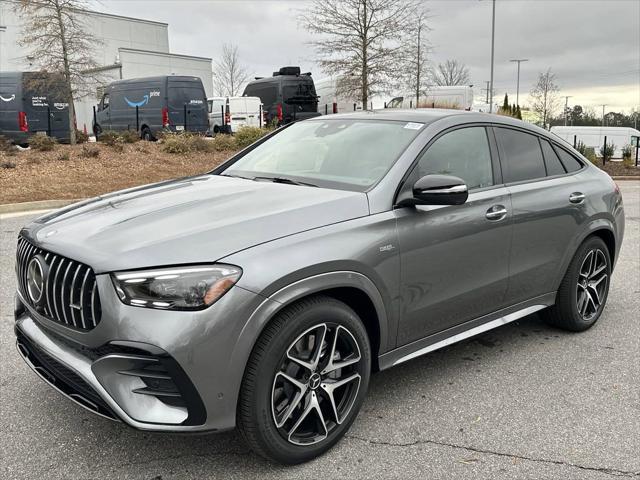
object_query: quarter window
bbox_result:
[495,128,546,183]
[540,139,566,176]
[554,146,583,173]
[415,127,494,190]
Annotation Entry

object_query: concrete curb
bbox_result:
[0,199,81,215]
[611,176,640,181]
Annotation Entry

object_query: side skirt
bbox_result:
[378,292,556,370]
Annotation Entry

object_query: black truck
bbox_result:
[243,66,320,125]
[0,71,71,145]
[94,76,208,140]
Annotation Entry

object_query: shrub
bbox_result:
[0,135,14,152]
[98,130,120,146]
[211,134,237,152]
[235,126,267,149]
[599,142,615,160]
[80,145,100,158]
[575,140,587,156]
[29,135,57,151]
[120,129,140,144]
[189,134,211,152]
[75,130,89,144]
[162,133,192,154]
[621,144,633,160]
[584,147,597,164]
[1,160,17,169]
[56,151,70,161]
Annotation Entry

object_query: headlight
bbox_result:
[111,265,242,310]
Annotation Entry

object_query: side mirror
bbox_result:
[412,174,468,205]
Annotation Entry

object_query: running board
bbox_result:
[390,304,547,367]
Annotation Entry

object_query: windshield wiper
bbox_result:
[252,176,318,187]
[220,173,253,180]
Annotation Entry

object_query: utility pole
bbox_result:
[509,58,528,107]
[601,104,606,127]
[489,0,496,113]
[563,96,573,126]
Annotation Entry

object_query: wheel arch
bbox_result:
[554,219,617,290]
[232,272,388,384]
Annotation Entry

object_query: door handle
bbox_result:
[569,192,585,204]
[486,205,508,221]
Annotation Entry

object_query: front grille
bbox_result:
[16,236,102,331]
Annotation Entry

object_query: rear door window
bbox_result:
[553,145,584,173]
[169,85,206,110]
[540,139,566,176]
[246,84,277,106]
[495,127,547,183]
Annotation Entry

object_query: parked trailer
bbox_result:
[94,75,208,140]
[0,71,71,145]
[207,96,263,134]
[550,126,640,159]
[386,86,474,111]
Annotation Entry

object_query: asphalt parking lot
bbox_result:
[1,181,638,480]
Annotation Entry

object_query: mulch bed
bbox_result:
[0,142,237,204]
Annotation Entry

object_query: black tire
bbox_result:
[237,295,371,464]
[141,126,154,141]
[93,124,102,138]
[542,236,611,332]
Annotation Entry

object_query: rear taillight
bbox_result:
[162,107,169,127]
[332,102,338,114]
[276,103,283,122]
[18,111,28,132]
[225,104,231,125]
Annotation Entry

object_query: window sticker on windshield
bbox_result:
[404,122,424,130]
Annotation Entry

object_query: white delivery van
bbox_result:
[386,86,474,111]
[315,76,363,115]
[550,126,640,159]
[207,96,263,134]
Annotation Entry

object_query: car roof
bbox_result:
[309,109,554,136]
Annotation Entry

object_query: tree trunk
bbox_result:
[416,23,421,107]
[361,0,368,110]
[55,0,76,144]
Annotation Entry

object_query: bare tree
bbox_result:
[212,43,249,97]
[18,0,103,144]
[432,59,471,87]
[300,0,420,109]
[405,9,432,107]
[529,68,560,129]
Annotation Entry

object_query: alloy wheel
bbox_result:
[576,248,608,320]
[271,323,362,446]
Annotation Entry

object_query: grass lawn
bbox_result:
[0,142,238,204]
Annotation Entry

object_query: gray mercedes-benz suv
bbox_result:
[14,110,624,464]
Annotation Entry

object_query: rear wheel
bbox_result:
[141,126,154,141]
[543,236,611,331]
[237,295,371,464]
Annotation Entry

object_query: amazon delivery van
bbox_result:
[0,71,71,145]
[94,76,208,140]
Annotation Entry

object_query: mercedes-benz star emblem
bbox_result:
[26,255,47,306]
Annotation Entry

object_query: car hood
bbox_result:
[22,175,370,273]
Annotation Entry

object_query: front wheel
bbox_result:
[237,295,371,464]
[542,236,611,331]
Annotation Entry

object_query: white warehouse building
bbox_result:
[0,2,212,132]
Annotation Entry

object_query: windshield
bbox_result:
[220,119,423,191]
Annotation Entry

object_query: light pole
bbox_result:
[489,0,496,113]
[509,58,528,107]
[563,95,573,126]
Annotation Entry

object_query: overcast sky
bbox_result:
[92,0,640,113]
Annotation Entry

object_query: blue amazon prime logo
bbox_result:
[124,94,149,108]
[124,90,160,108]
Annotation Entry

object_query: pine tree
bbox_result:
[502,93,509,112]
[516,105,522,120]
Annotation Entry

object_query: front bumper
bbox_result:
[14,277,268,432]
